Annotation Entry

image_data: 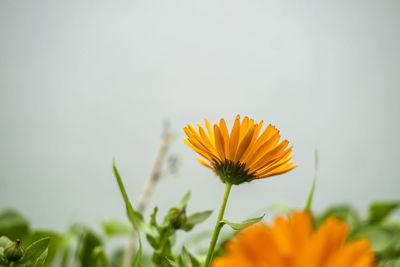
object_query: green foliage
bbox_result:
[113,161,213,267]
[143,192,212,266]
[314,201,400,266]
[0,210,29,240]
[368,202,400,224]
[20,237,50,266]
[305,150,318,212]
[102,220,130,237]
[315,204,362,229]
[77,231,102,267]
[113,159,152,235]
[1,157,399,267]
[220,214,264,231]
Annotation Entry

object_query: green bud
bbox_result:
[4,239,24,262]
[166,207,186,229]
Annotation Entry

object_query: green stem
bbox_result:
[204,182,233,267]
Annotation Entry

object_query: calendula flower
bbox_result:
[183,115,296,185]
[212,211,375,267]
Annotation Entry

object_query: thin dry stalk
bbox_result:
[122,131,174,267]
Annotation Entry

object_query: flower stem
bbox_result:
[204,182,233,267]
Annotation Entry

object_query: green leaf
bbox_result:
[132,235,142,267]
[150,207,159,228]
[24,231,62,267]
[350,226,393,252]
[22,237,50,264]
[113,160,144,230]
[315,204,361,229]
[175,191,191,210]
[102,219,130,236]
[0,210,30,240]
[32,248,48,267]
[183,211,212,231]
[180,247,193,267]
[220,214,265,230]
[368,202,400,224]
[113,160,156,237]
[92,246,108,267]
[78,231,102,267]
[179,247,201,267]
[166,258,180,267]
[305,150,318,211]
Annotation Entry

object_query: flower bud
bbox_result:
[4,239,24,262]
[166,207,186,229]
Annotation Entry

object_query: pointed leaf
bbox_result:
[220,214,264,230]
[368,201,400,224]
[305,150,318,211]
[175,191,191,210]
[150,207,159,228]
[22,237,50,264]
[113,160,156,236]
[183,211,212,231]
[32,248,48,267]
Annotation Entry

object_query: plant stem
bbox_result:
[122,131,174,267]
[204,182,233,267]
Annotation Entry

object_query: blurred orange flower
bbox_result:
[183,115,296,185]
[212,211,375,267]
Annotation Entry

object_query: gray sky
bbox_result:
[1,0,399,232]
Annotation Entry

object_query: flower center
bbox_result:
[214,160,255,185]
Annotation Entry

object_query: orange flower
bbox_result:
[183,115,296,184]
[212,211,375,267]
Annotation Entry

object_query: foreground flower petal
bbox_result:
[183,115,296,184]
[212,211,375,267]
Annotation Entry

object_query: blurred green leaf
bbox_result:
[0,210,29,240]
[183,211,212,232]
[175,191,191,210]
[25,231,62,267]
[368,202,400,224]
[113,160,155,237]
[305,150,318,212]
[31,248,48,267]
[350,226,393,252]
[315,204,361,229]
[220,214,264,231]
[77,231,101,267]
[92,246,108,267]
[180,247,193,267]
[110,248,124,267]
[102,220,130,236]
[150,207,159,228]
[379,258,400,267]
[22,237,50,264]
[166,258,180,267]
[179,247,201,267]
